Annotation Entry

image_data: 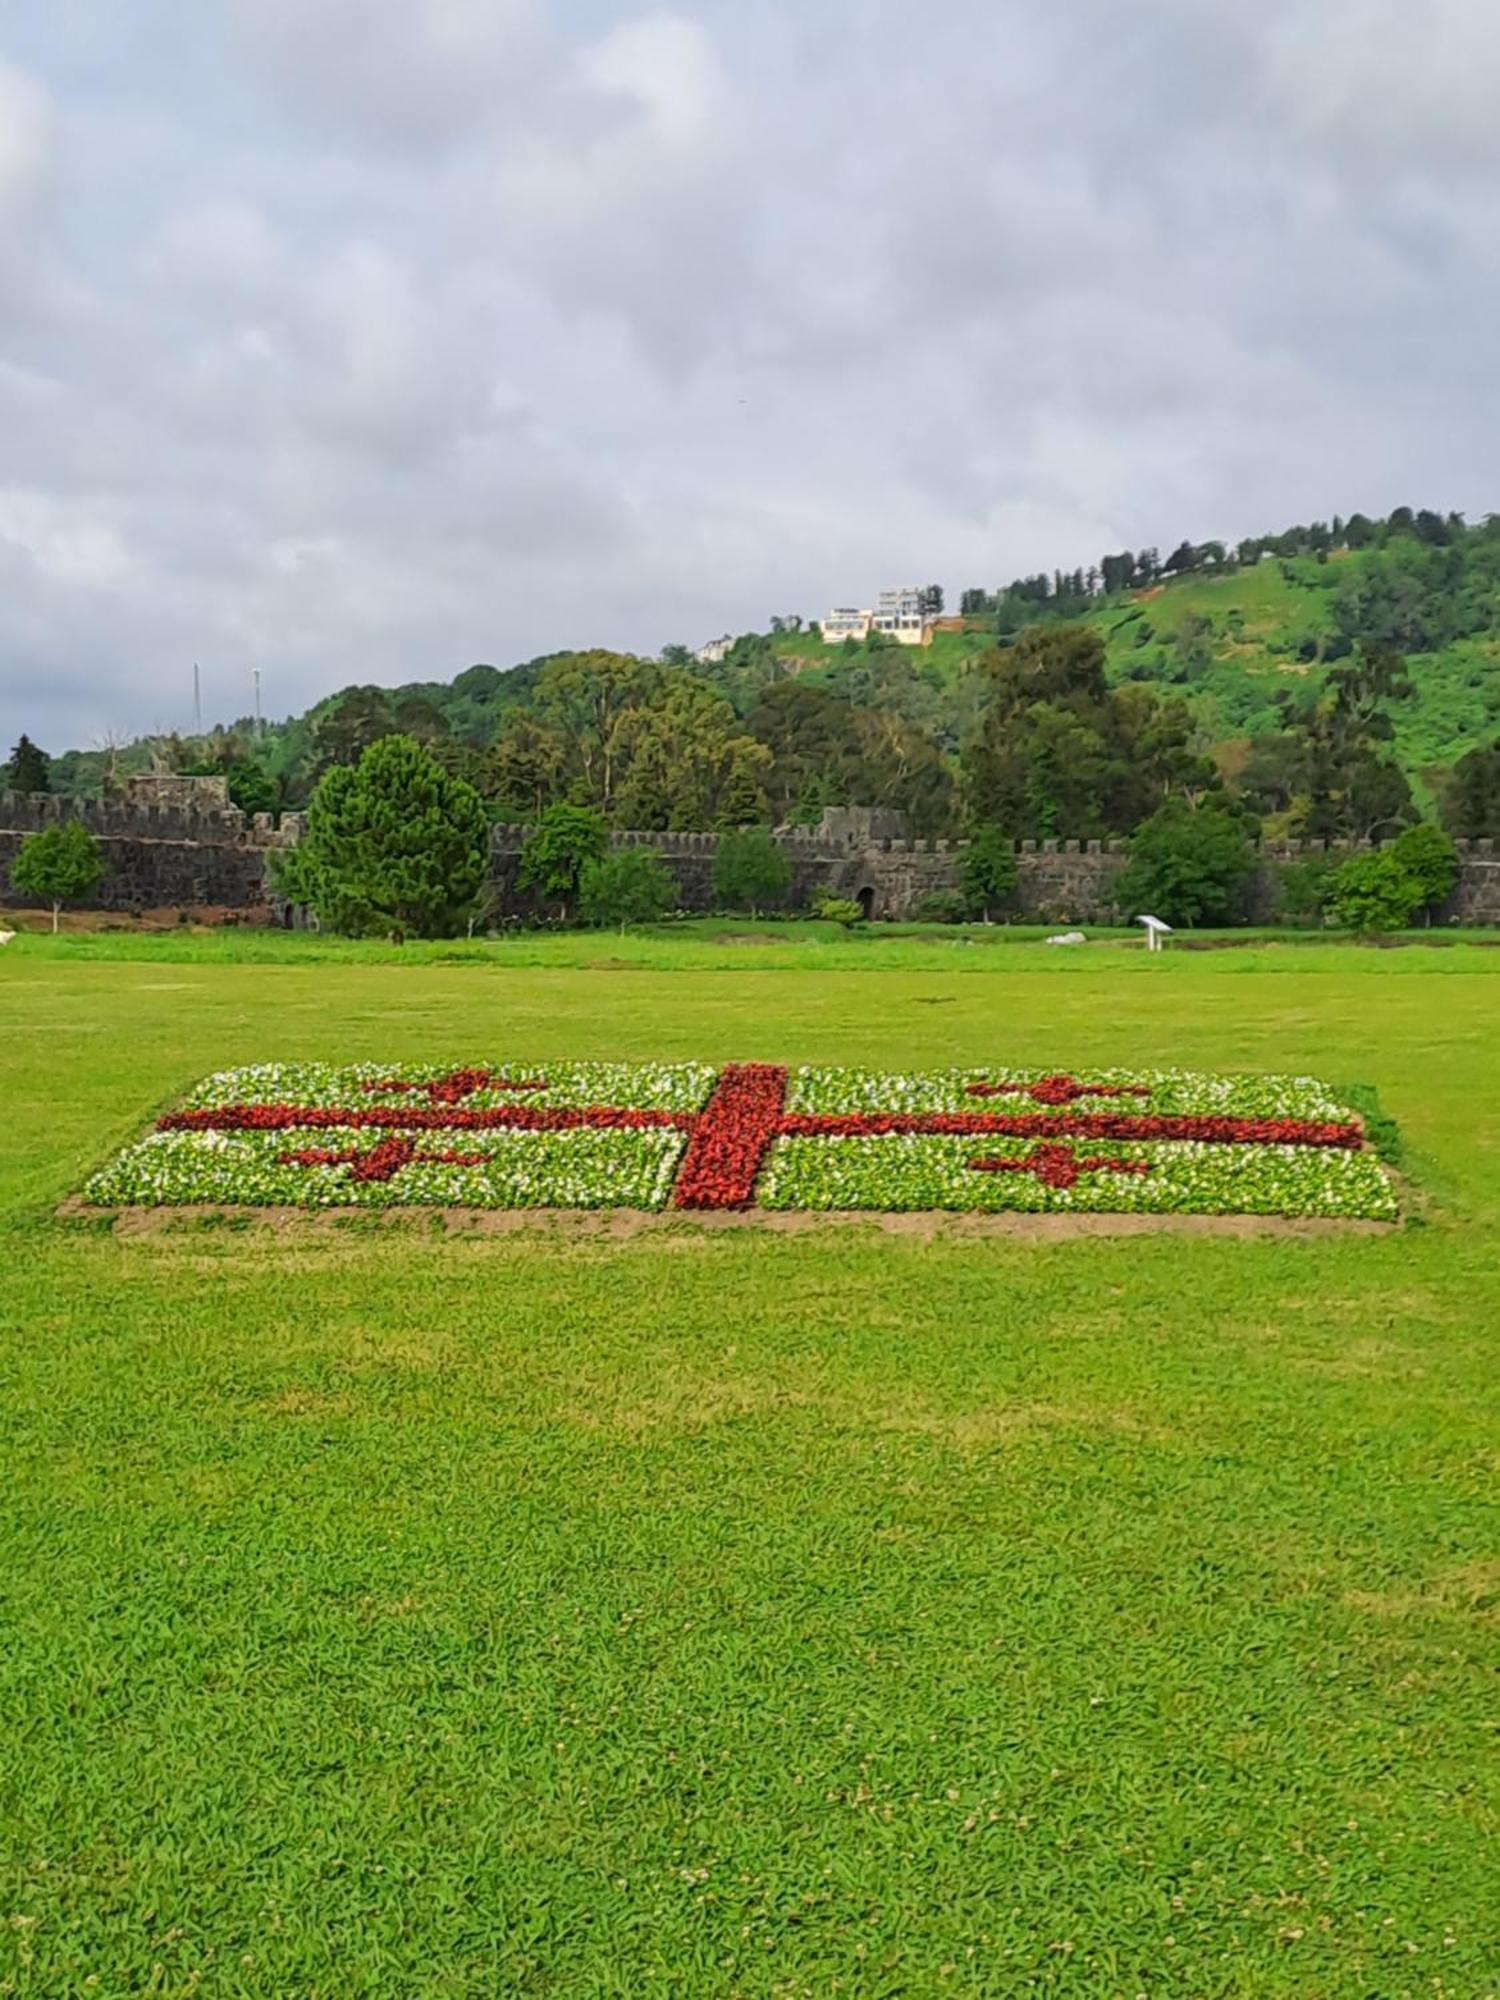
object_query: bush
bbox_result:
[711,826,791,914]
[1328,849,1423,933]
[1116,799,1256,927]
[280,734,489,939]
[813,895,864,927]
[914,890,967,924]
[10,819,104,930]
[518,804,607,921]
[578,847,675,930]
[1276,851,1339,926]
[961,825,1019,921]
[1329,825,1459,933]
[1389,823,1458,918]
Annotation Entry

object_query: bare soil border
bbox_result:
[56,1197,1398,1242]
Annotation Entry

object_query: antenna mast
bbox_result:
[252,667,263,736]
[193,662,202,734]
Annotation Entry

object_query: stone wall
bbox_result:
[5,788,1500,927]
[0,792,295,915]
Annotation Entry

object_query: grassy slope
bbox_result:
[773,554,1500,779]
[1,949,1496,1996]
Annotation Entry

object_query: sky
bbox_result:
[3,0,1499,750]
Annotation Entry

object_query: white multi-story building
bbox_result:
[693,635,735,665]
[872,586,926,643]
[818,606,873,643]
[818,587,928,647]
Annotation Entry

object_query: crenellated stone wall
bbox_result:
[4,788,1499,927]
[0,791,298,915]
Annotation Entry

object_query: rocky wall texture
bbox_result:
[0,793,293,915]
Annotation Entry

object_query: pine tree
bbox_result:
[6,735,50,794]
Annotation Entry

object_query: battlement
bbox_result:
[0,792,294,847]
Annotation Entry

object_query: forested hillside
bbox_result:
[15,507,1500,845]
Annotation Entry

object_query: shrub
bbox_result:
[914,890,967,924]
[1389,823,1458,918]
[1328,849,1422,933]
[1116,799,1256,927]
[1328,825,1458,933]
[578,847,675,930]
[961,825,1019,921]
[712,826,791,914]
[281,735,489,939]
[518,804,607,921]
[10,819,104,930]
[1276,851,1339,926]
[813,895,864,927]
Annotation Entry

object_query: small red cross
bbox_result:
[280,1138,492,1182]
[361,1067,545,1105]
[968,1142,1152,1190]
[966,1073,1151,1107]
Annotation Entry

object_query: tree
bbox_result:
[489,716,570,819]
[961,824,1019,920]
[11,819,104,930]
[920,584,944,618]
[517,803,607,921]
[1328,849,1424,933]
[535,650,657,812]
[284,735,489,939]
[1115,799,1256,927]
[712,826,791,914]
[608,673,770,830]
[1442,737,1500,838]
[1387,822,1458,920]
[578,848,675,931]
[309,687,397,772]
[6,735,51,794]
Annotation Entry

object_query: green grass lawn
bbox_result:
[1,946,1496,1995]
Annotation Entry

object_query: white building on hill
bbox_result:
[819,586,928,647]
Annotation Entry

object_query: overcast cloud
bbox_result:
[2,0,1498,748]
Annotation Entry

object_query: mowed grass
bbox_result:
[0,951,1496,1997]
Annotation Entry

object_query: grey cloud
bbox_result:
[5,0,1500,752]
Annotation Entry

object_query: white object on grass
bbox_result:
[1137,914,1173,952]
[0,930,14,946]
[1045,931,1086,945]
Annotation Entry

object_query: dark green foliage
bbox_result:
[1116,800,1256,927]
[285,735,489,938]
[6,735,51,794]
[960,824,1019,920]
[1328,849,1425,933]
[1388,823,1459,915]
[518,804,607,919]
[711,826,791,914]
[10,819,104,929]
[1276,851,1339,926]
[1442,736,1500,838]
[961,625,1216,839]
[578,847,675,930]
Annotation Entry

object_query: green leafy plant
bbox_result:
[711,826,791,915]
[1116,800,1256,927]
[961,825,1019,921]
[280,735,489,939]
[813,895,864,927]
[518,804,607,922]
[578,848,676,931]
[10,819,104,930]
[1329,825,1458,933]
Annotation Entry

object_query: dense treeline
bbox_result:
[11,506,1500,859]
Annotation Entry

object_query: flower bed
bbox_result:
[83,1062,1399,1220]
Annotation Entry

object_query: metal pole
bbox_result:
[193,662,201,734]
[252,667,262,736]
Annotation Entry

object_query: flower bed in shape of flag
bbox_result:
[83,1062,1398,1220]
